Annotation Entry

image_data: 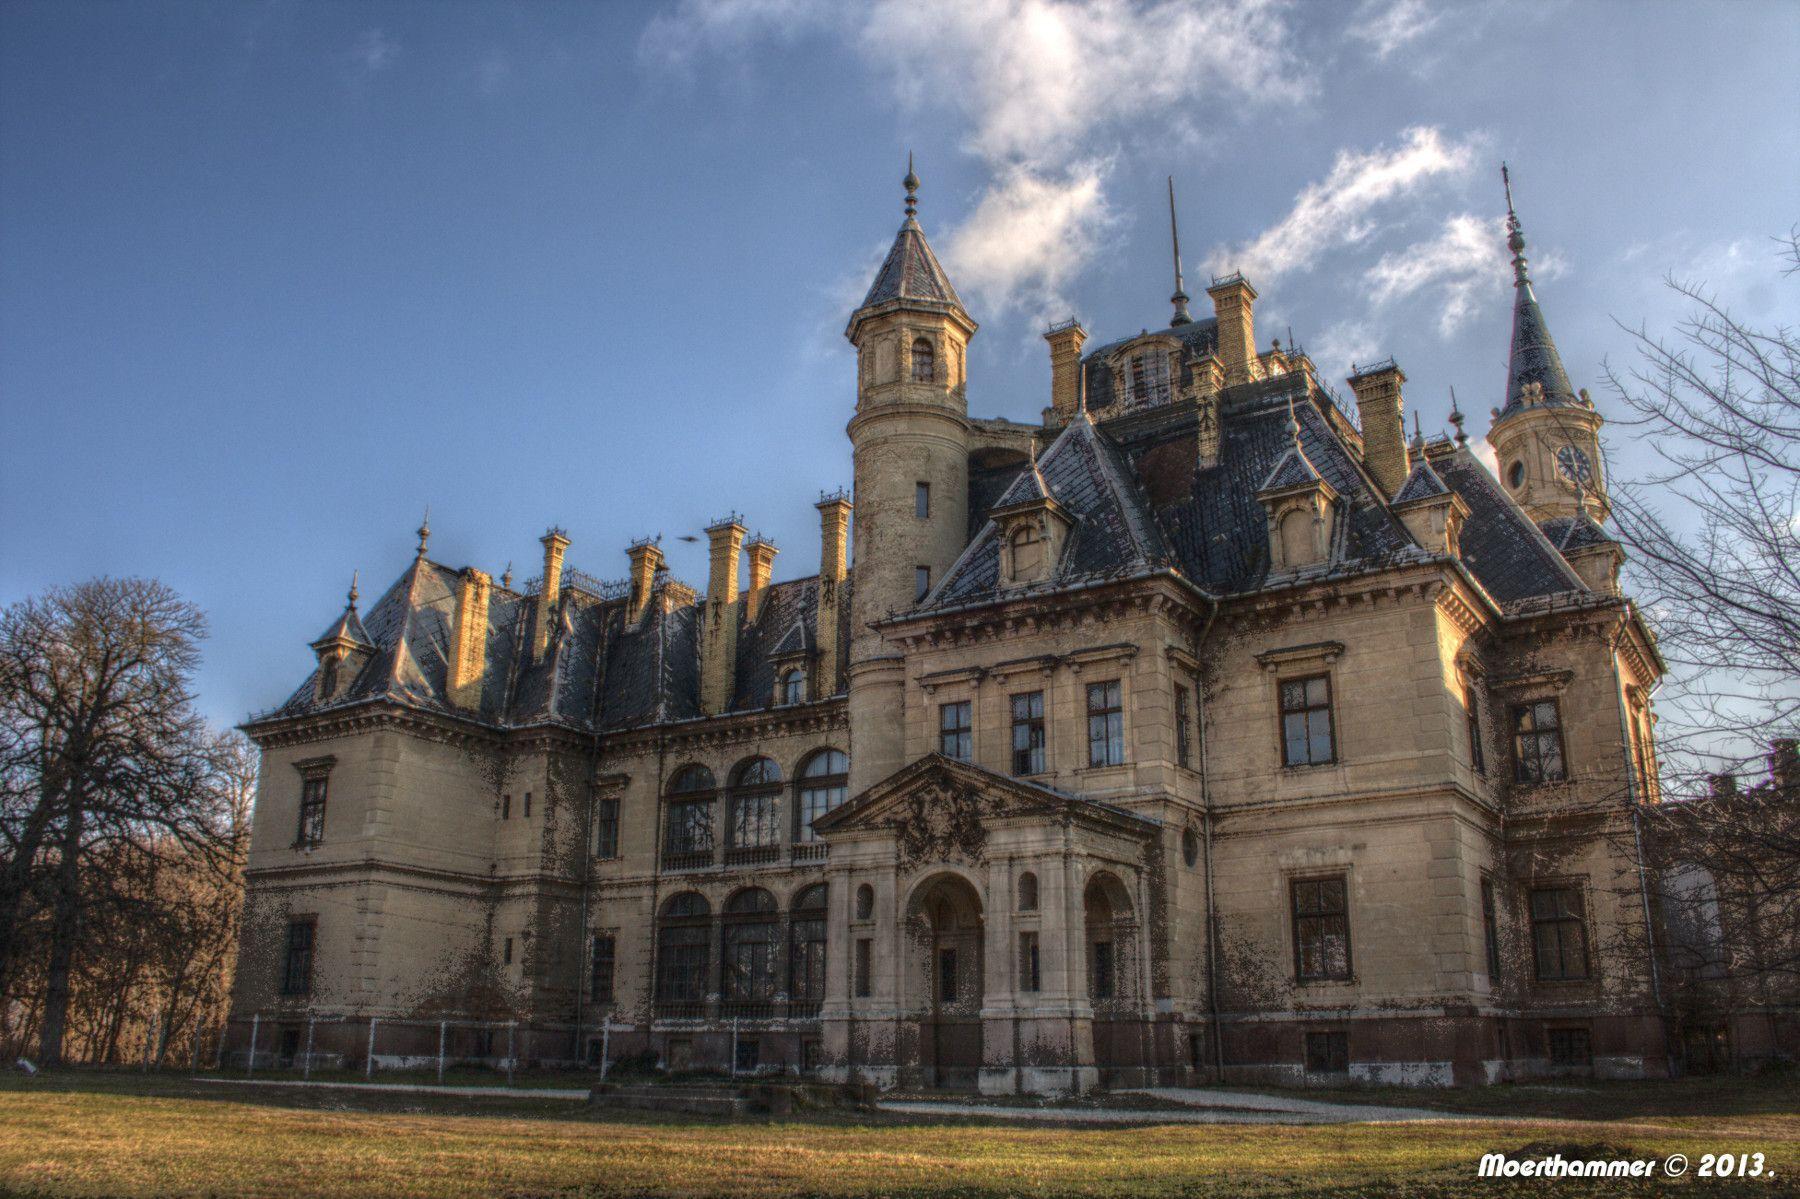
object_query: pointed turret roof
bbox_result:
[1497,166,1578,420]
[847,159,973,340]
[1392,457,1451,505]
[311,573,375,650]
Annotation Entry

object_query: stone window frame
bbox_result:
[590,931,617,1004]
[788,883,829,1011]
[911,336,935,383]
[1289,872,1354,985]
[915,481,931,519]
[1278,674,1337,769]
[1304,1029,1350,1075]
[1018,930,1041,993]
[720,887,780,1006]
[292,756,335,849]
[852,937,873,998]
[853,883,876,924]
[663,764,717,868]
[1547,1025,1593,1068]
[1511,697,1570,785]
[1480,874,1504,984]
[1256,643,1344,772]
[725,757,783,854]
[1105,335,1182,412]
[777,667,808,707]
[1009,689,1047,777]
[655,891,712,1007]
[1084,679,1126,769]
[1529,880,1591,983]
[938,698,973,762]
[280,915,317,996]
[795,748,849,844]
[593,796,621,860]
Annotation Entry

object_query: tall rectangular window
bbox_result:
[915,566,931,601]
[666,800,713,858]
[854,938,873,998]
[1011,691,1046,776]
[1513,699,1567,783]
[1091,940,1115,999]
[1291,876,1351,982]
[1531,886,1589,981]
[730,792,780,848]
[939,701,972,761]
[523,791,532,818]
[915,482,931,518]
[1481,878,1503,982]
[503,937,514,965]
[1280,675,1335,767]
[594,798,620,859]
[1467,700,1487,776]
[1086,680,1124,768]
[281,918,315,996]
[1019,931,1041,992]
[296,777,327,847]
[591,934,616,1002]
[1175,686,1193,769]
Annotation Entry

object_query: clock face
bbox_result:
[1556,445,1594,486]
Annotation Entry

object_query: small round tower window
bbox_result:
[1507,461,1525,490]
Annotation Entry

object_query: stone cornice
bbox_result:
[883,574,1208,651]
[603,699,848,754]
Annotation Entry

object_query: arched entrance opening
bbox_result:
[1085,871,1143,1079]
[907,873,985,1089]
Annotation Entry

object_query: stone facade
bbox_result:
[232,169,1692,1090]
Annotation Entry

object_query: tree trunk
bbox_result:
[36,798,85,1067]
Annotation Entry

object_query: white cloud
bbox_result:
[1308,319,1380,382]
[1366,213,1507,334]
[1346,0,1445,61]
[350,28,399,75]
[641,0,1307,314]
[1211,126,1478,282]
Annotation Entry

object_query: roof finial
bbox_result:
[1286,395,1302,444]
[903,152,919,220]
[1502,162,1530,286]
[1168,176,1193,326]
[501,562,514,589]
[347,569,360,609]
[416,506,431,557]
[1449,386,1468,446]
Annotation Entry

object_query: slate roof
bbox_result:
[1432,449,1588,605]
[1081,319,1220,413]
[311,604,374,649]
[1540,514,1615,553]
[857,216,964,312]
[1392,457,1451,504]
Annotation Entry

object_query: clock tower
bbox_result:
[1486,168,1608,524]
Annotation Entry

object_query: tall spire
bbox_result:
[1168,176,1193,326]
[846,155,975,342]
[1497,164,1577,419]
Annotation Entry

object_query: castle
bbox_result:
[231,164,1675,1090]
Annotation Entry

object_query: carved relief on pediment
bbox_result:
[893,778,994,869]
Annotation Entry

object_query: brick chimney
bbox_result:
[448,567,492,711]
[1043,320,1087,424]
[625,537,663,625]
[745,536,778,623]
[533,528,570,661]
[1347,361,1408,498]
[1206,274,1258,386]
[699,516,745,715]
[814,492,851,698]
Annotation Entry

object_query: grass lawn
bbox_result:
[2,1072,1798,1198]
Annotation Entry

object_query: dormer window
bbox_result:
[318,655,339,700]
[1126,350,1171,408]
[911,337,934,382]
[1010,525,1045,580]
[780,668,806,706]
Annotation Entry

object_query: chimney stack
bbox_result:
[745,537,778,623]
[1347,361,1409,498]
[1044,320,1088,424]
[449,567,492,710]
[815,492,852,698]
[534,528,570,661]
[1206,274,1258,387]
[625,537,664,624]
[700,516,746,715]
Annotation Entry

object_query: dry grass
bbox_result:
[1,1073,1797,1198]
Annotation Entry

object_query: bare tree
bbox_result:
[0,578,231,1066]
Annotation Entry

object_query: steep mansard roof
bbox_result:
[859,215,965,311]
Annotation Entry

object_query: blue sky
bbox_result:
[3,0,1796,730]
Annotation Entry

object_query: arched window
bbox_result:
[727,758,781,853]
[780,668,806,706]
[789,884,828,1012]
[656,892,711,1007]
[664,765,716,865]
[796,749,849,843]
[1279,508,1313,565]
[1010,524,1045,581]
[854,883,875,922]
[1507,460,1525,490]
[1018,872,1039,912]
[911,337,935,382]
[721,888,778,1006]
[318,655,339,699]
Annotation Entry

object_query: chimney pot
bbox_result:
[1347,360,1409,499]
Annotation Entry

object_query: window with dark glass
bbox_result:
[854,883,874,921]
[594,797,620,859]
[911,337,934,382]
[1175,685,1193,769]
[1467,699,1487,776]
[1292,876,1351,982]
[1280,675,1335,767]
[523,791,532,818]
[1481,878,1503,981]
[1086,680,1124,768]
[1513,700,1567,784]
[1305,1030,1349,1073]
[1548,1027,1592,1066]
[721,889,778,1004]
[502,794,511,820]
[915,481,930,519]
[1091,940,1115,999]
[853,938,872,998]
[1019,932,1040,992]
[281,918,315,996]
[503,937,513,965]
[656,892,710,1003]
[939,701,972,761]
[591,934,616,1002]
[1531,886,1589,981]
[319,655,339,698]
[915,566,930,601]
[728,758,781,850]
[779,668,806,705]
[664,765,716,861]
[789,885,828,1009]
[797,749,849,843]
[1011,691,1045,775]
[937,947,958,1003]
[1018,872,1038,912]
[296,777,327,847]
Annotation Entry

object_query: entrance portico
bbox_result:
[814,755,1158,1095]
